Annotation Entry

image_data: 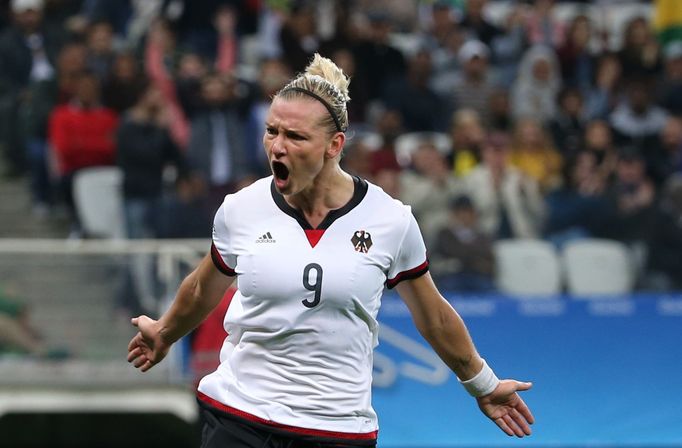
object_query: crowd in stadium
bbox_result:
[0,0,681,294]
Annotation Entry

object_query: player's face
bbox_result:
[264,97,336,195]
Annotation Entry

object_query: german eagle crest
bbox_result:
[351,230,372,253]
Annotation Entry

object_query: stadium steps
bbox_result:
[0,174,70,238]
[0,253,137,360]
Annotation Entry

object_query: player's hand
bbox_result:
[127,315,171,372]
[476,379,534,437]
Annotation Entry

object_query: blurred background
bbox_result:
[0,0,681,446]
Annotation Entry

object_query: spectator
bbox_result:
[278,2,318,73]
[164,0,259,60]
[368,108,404,175]
[75,0,132,37]
[421,0,459,53]
[449,40,496,125]
[373,165,402,199]
[583,119,618,186]
[585,52,623,120]
[101,51,147,114]
[400,141,462,246]
[544,151,611,246]
[465,132,545,239]
[646,174,682,290]
[15,42,88,213]
[648,116,682,186]
[0,0,62,175]
[341,139,374,181]
[658,41,682,115]
[213,5,239,75]
[448,108,484,177]
[430,28,466,97]
[598,148,655,243]
[430,195,496,292]
[144,18,190,149]
[48,71,119,232]
[549,87,587,158]
[524,0,564,48]
[0,0,60,94]
[116,83,187,239]
[489,3,526,86]
[511,45,561,124]
[85,20,116,81]
[318,1,362,56]
[617,16,661,82]
[609,77,668,145]
[510,118,563,192]
[384,50,446,132]
[458,0,501,46]
[167,6,239,118]
[425,2,464,94]
[354,11,406,101]
[487,88,512,132]
[186,74,252,207]
[53,41,88,103]
[175,51,210,119]
[556,14,595,92]
[0,289,66,358]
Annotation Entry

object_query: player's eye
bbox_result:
[287,132,306,141]
[265,127,277,136]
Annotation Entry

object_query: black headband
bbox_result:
[280,87,345,132]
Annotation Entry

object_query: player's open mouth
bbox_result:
[272,161,289,181]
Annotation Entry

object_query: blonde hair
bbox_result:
[276,53,351,134]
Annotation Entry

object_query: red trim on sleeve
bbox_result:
[197,392,378,441]
[211,242,236,276]
[386,259,429,289]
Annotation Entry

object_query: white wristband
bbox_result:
[458,359,500,397]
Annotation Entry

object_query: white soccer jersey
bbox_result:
[197,175,428,442]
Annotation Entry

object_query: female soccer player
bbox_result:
[127,54,534,448]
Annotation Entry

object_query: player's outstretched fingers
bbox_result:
[495,417,514,437]
[516,396,535,425]
[503,414,525,438]
[127,346,142,363]
[133,356,148,369]
[127,332,142,351]
[510,408,532,435]
[140,360,154,372]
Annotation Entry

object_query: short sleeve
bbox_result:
[211,198,237,277]
[386,209,429,289]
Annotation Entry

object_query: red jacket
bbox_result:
[48,103,119,175]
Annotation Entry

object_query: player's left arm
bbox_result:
[395,272,535,437]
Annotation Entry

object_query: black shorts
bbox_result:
[198,400,377,448]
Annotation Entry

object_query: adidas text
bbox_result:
[256,232,276,243]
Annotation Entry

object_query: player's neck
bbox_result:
[286,164,354,227]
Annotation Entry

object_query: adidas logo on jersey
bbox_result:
[256,232,276,243]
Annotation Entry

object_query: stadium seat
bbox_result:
[72,166,125,239]
[493,239,562,297]
[561,238,634,296]
[394,132,452,167]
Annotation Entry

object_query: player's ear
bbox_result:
[325,132,345,159]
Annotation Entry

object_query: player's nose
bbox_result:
[270,136,287,158]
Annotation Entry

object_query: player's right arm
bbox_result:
[127,253,234,372]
